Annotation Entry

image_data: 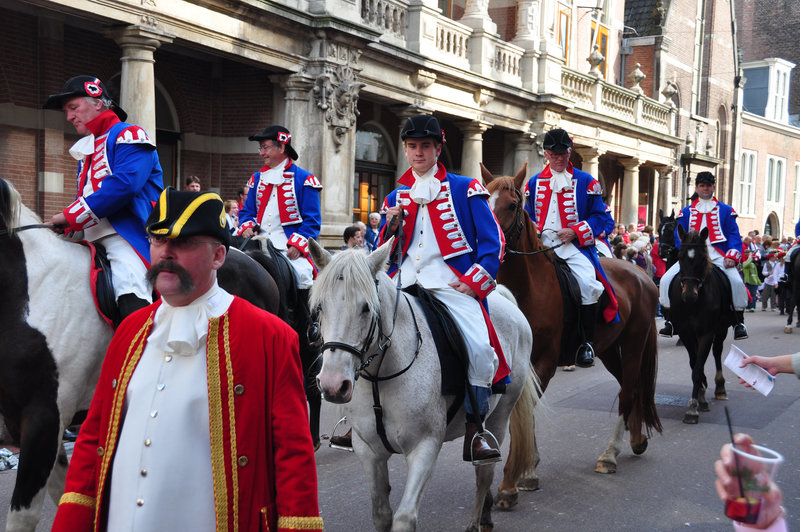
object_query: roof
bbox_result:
[624,0,671,37]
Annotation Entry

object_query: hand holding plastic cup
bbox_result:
[722,442,784,525]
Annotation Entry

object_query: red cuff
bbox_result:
[459,264,496,300]
[52,493,96,532]
[237,220,256,235]
[63,197,99,231]
[288,233,309,256]
[568,221,594,247]
[725,249,741,261]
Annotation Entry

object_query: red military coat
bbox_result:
[52,296,322,532]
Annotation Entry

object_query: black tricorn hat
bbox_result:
[695,171,716,185]
[400,115,445,143]
[542,128,573,151]
[43,75,127,122]
[146,188,231,250]
[249,125,299,161]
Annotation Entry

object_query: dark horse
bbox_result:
[482,165,662,506]
[657,209,678,268]
[783,250,800,333]
[668,226,736,424]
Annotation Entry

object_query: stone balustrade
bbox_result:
[433,17,471,68]
[491,38,523,86]
[361,0,407,44]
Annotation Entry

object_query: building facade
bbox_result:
[3,0,730,247]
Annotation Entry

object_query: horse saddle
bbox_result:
[80,240,118,327]
[402,285,506,425]
[552,256,583,365]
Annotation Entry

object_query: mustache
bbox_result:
[146,260,195,293]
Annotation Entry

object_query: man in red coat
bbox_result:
[52,189,322,532]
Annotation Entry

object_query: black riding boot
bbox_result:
[575,304,597,368]
[659,308,674,337]
[116,293,150,328]
[733,310,749,340]
[463,414,501,465]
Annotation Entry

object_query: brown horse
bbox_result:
[482,164,662,507]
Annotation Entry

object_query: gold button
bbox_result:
[111,379,117,389]
[237,455,249,467]
[136,499,144,507]
[97,447,104,456]
[234,384,245,395]
[141,469,147,477]
[144,439,151,447]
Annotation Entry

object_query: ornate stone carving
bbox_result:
[313,65,366,151]
[515,0,540,41]
[661,80,678,106]
[411,69,437,90]
[628,63,646,93]
[587,44,605,77]
[473,88,495,107]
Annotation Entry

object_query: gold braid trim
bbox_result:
[206,316,230,532]
[277,515,324,530]
[58,492,96,509]
[95,314,153,526]
[222,315,240,532]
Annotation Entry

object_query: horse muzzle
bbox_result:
[316,373,353,403]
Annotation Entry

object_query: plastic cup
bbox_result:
[724,444,784,525]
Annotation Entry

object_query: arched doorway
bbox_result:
[764,212,780,239]
[354,123,396,223]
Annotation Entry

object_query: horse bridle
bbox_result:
[501,186,563,256]
[677,242,709,289]
[0,223,55,235]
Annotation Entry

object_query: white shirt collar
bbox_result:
[261,161,287,185]
[147,282,234,356]
[550,168,572,193]
[409,164,441,204]
[69,134,95,161]
[696,198,716,213]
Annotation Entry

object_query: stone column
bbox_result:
[458,121,492,181]
[106,25,174,137]
[513,0,542,91]
[620,157,641,228]
[512,133,535,176]
[655,165,675,217]
[271,73,315,164]
[572,146,604,181]
[460,0,497,33]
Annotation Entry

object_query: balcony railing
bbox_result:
[361,0,407,44]
[433,17,471,68]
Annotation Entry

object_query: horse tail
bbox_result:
[637,325,662,436]
[505,362,540,485]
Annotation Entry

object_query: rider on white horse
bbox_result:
[381,114,507,464]
[658,171,749,340]
[43,75,163,324]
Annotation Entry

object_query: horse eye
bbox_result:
[508,202,518,212]
[361,303,370,314]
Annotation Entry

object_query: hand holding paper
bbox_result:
[724,345,775,396]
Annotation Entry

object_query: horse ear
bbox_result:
[670,209,675,218]
[658,209,664,221]
[479,163,494,185]
[368,237,394,276]
[700,227,709,241]
[308,238,332,272]
[513,163,528,191]
[677,224,687,240]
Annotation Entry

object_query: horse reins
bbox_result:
[0,223,56,235]
[500,187,564,256]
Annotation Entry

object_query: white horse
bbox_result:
[309,239,538,532]
[0,179,113,532]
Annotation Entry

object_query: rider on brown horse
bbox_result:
[523,128,618,367]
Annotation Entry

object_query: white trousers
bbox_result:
[428,287,499,388]
[556,246,604,305]
[99,234,152,303]
[658,253,748,310]
[286,253,314,289]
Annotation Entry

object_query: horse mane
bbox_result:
[309,248,381,320]
[0,178,22,235]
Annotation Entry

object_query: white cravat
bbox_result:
[550,168,572,193]
[409,164,441,205]
[260,161,287,185]
[69,134,95,161]
[695,198,716,213]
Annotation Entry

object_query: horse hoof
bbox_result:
[785,327,793,334]
[683,414,699,424]
[480,525,494,532]
[313,441,321,452]
[698,403,710,413]
[595,461,617,474]
[632,438,648,455]
[517,477,540,491]
[494,489,518,510]
[715,394,728,401]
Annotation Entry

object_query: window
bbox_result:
[558,3,570,62]
[739,150,756,215]
[794,163,800,221]
[766,155,786,204]
[591,21,609,78]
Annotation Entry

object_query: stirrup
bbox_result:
[328,417,354,452]
[468,428,502,466]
